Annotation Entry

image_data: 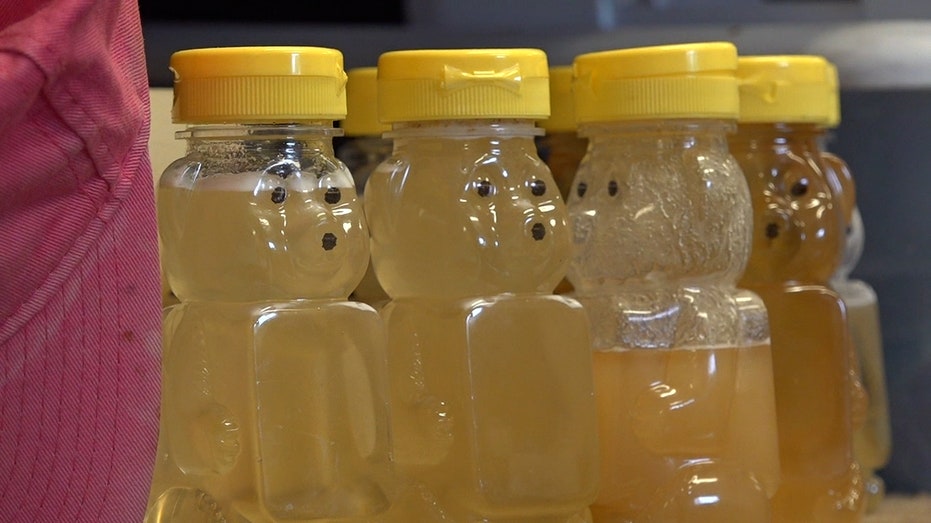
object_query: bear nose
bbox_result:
[531,222,546,241]
[321,232,337,251]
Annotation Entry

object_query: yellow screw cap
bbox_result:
[736,55,837,125]
[825,61,842,128]
[539,66,577,132]
[573,42,739,123]
[170,46,347,124]
[342,67,391,136]
[377,48,550,122]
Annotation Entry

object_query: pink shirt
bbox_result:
[0,0,161,520]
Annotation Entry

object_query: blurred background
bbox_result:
[141,0,931,496]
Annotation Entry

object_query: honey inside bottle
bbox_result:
[732,54,865,522]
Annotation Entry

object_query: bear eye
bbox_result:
[324,187,342,204]
[476,180,493,197]
[790,179,809,197]
[271,186,287,204]
[529,179,546,196]
[577,182,588,198]
[608,180,619,196]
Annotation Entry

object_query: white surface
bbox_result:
[807,21,931,89]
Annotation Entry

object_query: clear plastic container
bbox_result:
[145,46,394,522]
[338,67,393,195]
[537,65,588,201]
[364,48,599,522]
[537,65,587,295]
[820,60,891,513]
[832,209,892,513]
[731,55,865,521]
[569,43,780,522]
[338,66,393,308]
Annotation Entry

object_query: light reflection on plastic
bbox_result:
[635,204,655,219]
[629,305,680,322]
[691,475,718,484]
[655,384,677,399]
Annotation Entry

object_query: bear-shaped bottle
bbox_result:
[363,48,600,522]
[568,43,781,523]
[146,46,395,522]
[338,67,393,309]
[730,55,866,522]
[819,63,891,513]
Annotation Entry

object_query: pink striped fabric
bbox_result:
[0,0,161,521]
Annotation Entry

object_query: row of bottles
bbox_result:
[148,42,890,522]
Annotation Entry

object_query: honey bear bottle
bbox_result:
[537,65,588,201]
[146,47,394,522]
[538,65,587,295]
[569,42,780,523]
[338,66,392,195]
[338,66,392,308]
[821,63,892,513]
[364,48,600,522]
[730,55,865,521]
[832,208,891,513]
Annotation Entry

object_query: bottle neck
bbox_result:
[730,122,826,153]
[386,119,543,141]
[579,119,735,153]
[180,123,341,171]
[343,135,393,159]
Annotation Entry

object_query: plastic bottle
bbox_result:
[338,67,393,194]
[537,65,588,201]
[145,46,394,522]
[537,65,587,295]
[822,63,892,513]
[730,55,865,521]
[364,48,599,522]
[568,42,780,523]
[338,66,393,308]
[832,209,892,513]
[149,86,186,308]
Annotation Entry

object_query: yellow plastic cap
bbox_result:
[539,66,577,132]
[736,55,837,125]
[377,48,550,122]
[573,42,739,123]
[825,61,842,128]
[342,67,391,136]
[170,46,347,123]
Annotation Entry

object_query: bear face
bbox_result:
[736,147,844,286]
[158,139,369,302]
[567,135,752,293]
[364,135,570,298]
